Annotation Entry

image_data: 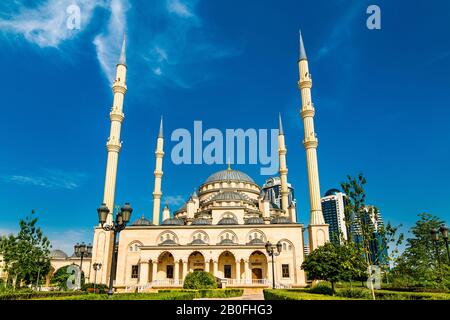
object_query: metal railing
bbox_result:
[225,279,270,286]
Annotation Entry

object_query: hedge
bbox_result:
[35,291,197,300]
[0,291,87,300]
[159,289,243,299]
[263,289,350,300]
[373,290,450,300]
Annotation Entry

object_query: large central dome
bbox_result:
[205,169,255,184]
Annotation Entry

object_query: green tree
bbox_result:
[301,242,366,294]
[0,210,51,288]
[392,213,449,288]
[51,265,85,290]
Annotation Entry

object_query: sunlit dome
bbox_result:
[205,169,255,184]
[325,188,341,197]
[50,249,68,259]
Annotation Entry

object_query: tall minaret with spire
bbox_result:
[90,35,128,284]
[278,114,290,214]
[297,31,329,251]
[152,117,164,225]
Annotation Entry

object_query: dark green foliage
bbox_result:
[308,284,333,295]
[301,242,367,293]
[81,283,108,294]
[263,289,349,300]
[37,292,197,300]
[392,213,450,287]
[0,210,51,287]
[159,289,243,298]
[51,265,85,290]
[183,271,217,289]
[0,291,86,300]
[336,288,371,299]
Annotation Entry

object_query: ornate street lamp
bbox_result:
[439,224,450,262]
[97,202,133,296]
[35,257,45,291]
[431,224,450,264]
[74,242,92,282]
[265,241,282,289]
[92,262,102,294]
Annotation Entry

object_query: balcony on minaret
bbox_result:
[298,72,312,89]
[112,79,127,94]
[302,133,318,149]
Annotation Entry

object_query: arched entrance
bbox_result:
[249,251,267,280]
[158,251,175,279]
[188,251,205,272]
[218,251,236,279]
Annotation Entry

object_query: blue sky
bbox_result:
[1,0,449,253]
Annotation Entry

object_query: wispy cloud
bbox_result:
[0,0,103,47]
[93,0,130,82]
[47,229,92,254]
[167,0,195,18]
[163,195,185,207]
[1,169,87,190]
[315,3,365,61]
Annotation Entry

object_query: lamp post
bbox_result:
[74,242,92,288]
[431,224,450,262]
[97,202,133,296]
[35,257,45,291]
[265,241,282,289]
[439,224,450,262]
[92,263,102,294]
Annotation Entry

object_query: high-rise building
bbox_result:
[261,177,295,209]
[353,206,388,266]
[321,189,348,244]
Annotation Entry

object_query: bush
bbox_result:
[309,283,334,295]
[0,291,86,300]
[37,292,197,300]
[81,283,108,294]
[263,289,349,300]
[374,290,450,300]
[183,271,217,290]
[336,288,371,299]
[159,289,243,299]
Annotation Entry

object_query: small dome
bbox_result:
[271,216,292,224]
[219,238,237,245]
[205,169,255,184]
[162,218,185,226]
[50,249,68,259]
[191,238,207,245]
[325,188,341,196]
[191,218,212,225]
[248,238,265,245]
[218,217,238,225]
[132,215,152,226]
[211,191,246,202]
[160,239,177,245]
[245,217,264,225]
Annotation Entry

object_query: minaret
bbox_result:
[102,35,128,221]
[152,117,164,225]
[90,35,128,285]
[297,31,329,251]
[278,113,290,214]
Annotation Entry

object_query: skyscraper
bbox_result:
[321,189,348,244]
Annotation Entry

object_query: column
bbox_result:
[174,261,180,284]
[182,260,188,280]
[213,260,218,277]
[139,262,149,285]
[205,260,210,273]
[152,261,158,283]
[235,260,241,281]
[245,260,251,284]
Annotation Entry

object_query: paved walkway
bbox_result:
[195,289,265,300]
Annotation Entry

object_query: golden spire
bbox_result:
[227,158,231,171]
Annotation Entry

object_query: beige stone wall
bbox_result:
[112,223,306,287]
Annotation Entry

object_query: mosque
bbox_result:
[88,32,329,291]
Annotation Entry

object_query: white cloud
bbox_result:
[47,229,93,255]
[167,0,194,18]
[0,0,104,48]
[163,195,185,206]
[93,0,130,82]
[1,169,87,190]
